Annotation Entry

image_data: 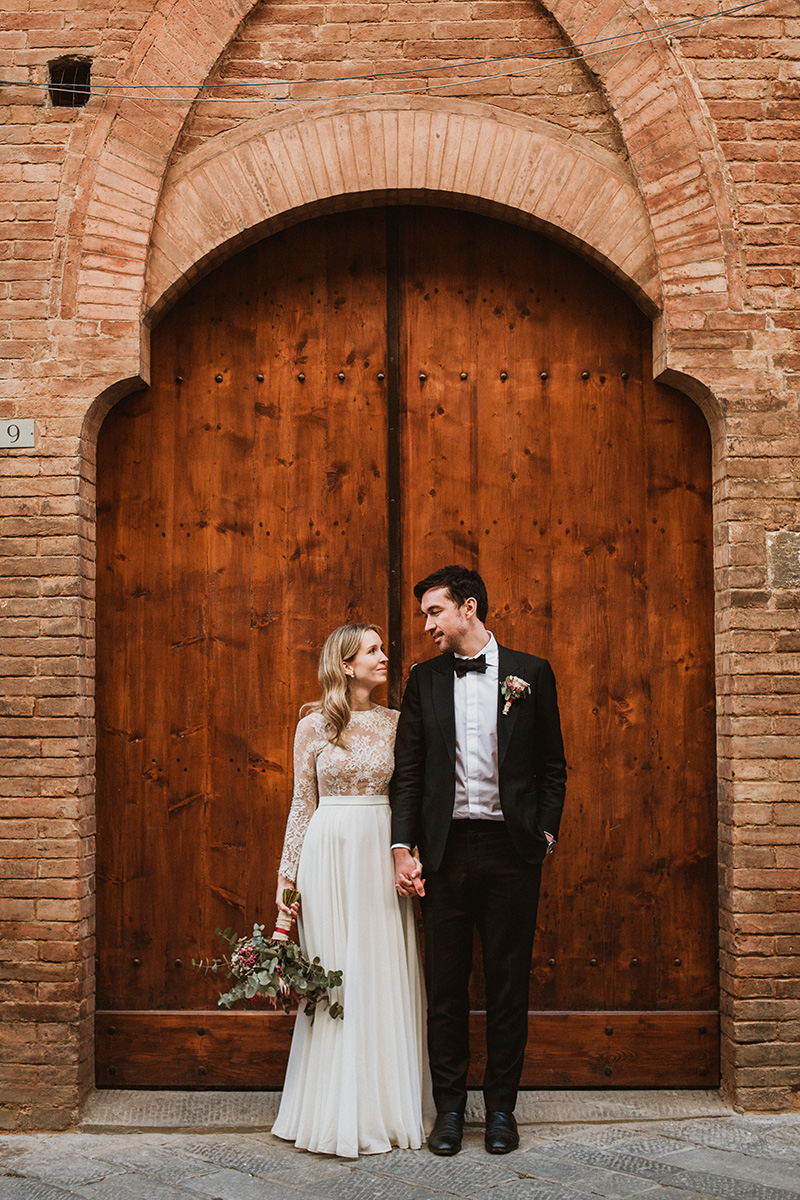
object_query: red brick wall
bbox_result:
[176,0,626,157]
[1,0,798,1129]
[645,0,800,1111]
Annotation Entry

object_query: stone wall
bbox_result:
[1,0,798,1129]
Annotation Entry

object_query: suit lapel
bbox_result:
[431,655,456,765]
[497,644,521,767]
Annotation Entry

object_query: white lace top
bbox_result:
[278,705,400,881]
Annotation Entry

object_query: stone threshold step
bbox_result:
[80,1088,731,1134]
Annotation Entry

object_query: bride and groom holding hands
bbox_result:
[272,564,567,1159]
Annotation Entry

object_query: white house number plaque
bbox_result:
[0,419,35,448]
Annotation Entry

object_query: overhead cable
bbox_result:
[0,0,774,104]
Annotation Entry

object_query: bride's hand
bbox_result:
[276,874,300,917]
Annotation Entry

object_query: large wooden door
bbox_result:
[96,207,717,1089]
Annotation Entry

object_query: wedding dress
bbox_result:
[271,705,431,1158]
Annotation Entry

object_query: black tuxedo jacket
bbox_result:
[392,645,567,873]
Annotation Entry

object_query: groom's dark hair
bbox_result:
[414,565,489,623]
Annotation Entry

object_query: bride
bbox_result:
[271,624,431,1158]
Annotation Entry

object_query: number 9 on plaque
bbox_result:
[1,420,35,448]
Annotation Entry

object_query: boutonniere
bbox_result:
[501,675,530,715]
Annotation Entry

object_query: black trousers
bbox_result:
[420,820,542,1114]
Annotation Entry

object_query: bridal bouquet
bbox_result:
[193,891,343,1023]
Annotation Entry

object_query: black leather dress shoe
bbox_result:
[485,1110,519,1154]
[428,1111,464,1156]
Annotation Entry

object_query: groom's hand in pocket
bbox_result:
[393,847,426,898]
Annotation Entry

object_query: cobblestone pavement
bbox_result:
[3,1105,800,1200]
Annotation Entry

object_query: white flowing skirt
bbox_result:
[271,795,432,1158]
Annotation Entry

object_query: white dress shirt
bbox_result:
[452,633,502,821]
[391,632,555,853]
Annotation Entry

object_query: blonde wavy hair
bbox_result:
[302,623,382,747]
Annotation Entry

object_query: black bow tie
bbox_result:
[454,655,488,677]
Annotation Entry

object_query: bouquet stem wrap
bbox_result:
[272,888,299,941]
[272,912,292,940]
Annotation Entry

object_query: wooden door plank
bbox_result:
[543,248,658,1014]
[643,365,717,1010]
[95,1009,719,1089]
[397,207,480,668]
[165,257,258,1008]
[250,211,391,907]
[248,225,329,921]
[97,388,159,1009]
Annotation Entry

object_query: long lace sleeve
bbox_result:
[278,715,320,882]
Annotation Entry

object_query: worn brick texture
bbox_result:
[1,0,799,1129]
[174,0,626,157]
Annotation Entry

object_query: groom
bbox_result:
[392,565,566,1156]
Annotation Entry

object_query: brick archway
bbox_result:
[143,99,660,328]
[71,0,746,1120]
[67,0,739,402]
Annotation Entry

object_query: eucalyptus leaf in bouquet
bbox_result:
[193,899,343,1023]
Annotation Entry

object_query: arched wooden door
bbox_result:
[96,207,718,1089]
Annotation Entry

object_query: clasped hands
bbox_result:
[393,847,425,898]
